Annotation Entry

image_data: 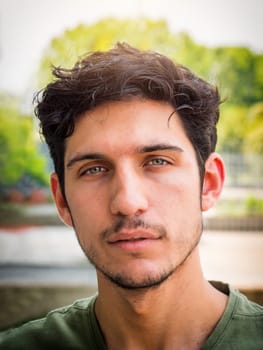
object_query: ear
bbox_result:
[50,172,73,227]
[201,153,225,212]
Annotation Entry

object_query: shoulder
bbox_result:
[0,295,98,350]
[230,288,263,333]
[206,286,263,349]
[230,287,263,319]
[224,288,263,348]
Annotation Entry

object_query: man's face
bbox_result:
[53,99,211,289]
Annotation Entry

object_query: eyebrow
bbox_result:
[66,153,107,168]
[66,143,184,168]
[137,144,184,154]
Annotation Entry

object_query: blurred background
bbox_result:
[0,0,262,330]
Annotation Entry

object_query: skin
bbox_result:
[51,99,227,349]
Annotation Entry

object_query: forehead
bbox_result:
[65,99,193,160]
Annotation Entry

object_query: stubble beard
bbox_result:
[72,215,203,291]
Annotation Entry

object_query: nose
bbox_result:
[110,168,149,217]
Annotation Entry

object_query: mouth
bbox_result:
[108,229,159,242]
[107,231,160,251]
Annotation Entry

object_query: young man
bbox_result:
[1,43,262,349]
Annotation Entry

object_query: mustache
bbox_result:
[101,217,167,240]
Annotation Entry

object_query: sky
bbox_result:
[0,0,262,97]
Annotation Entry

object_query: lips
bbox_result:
[107,230,159,244]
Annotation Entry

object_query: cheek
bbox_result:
[152,182,201,222]
[66,185,109,235]
[157,169,200,201]
[66,178,106,212]
[152,171,202,226]
[70,197,103,224]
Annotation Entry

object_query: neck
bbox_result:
[95,248,227,350]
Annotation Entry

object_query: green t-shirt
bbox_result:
[0,284,262,349]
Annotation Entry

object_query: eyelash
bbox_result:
[147,158,170,166]
[79,157,171,177]
[80,165,108,176]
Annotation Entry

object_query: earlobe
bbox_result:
[50,173,73,227]
[201,153,225,212]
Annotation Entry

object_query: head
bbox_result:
[34,43,220,199]
[35,43,224,289]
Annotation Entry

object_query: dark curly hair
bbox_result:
[34,43,220,197]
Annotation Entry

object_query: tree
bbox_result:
[208,47,263,105]
[243,102,263,154]
[37,17,263,109]
[36,17,263,156]
[38,18,176,88]
[217,104,248,153]
[217,102,263,154]
[0,94,48,188]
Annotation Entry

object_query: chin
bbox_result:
[99,262,176,290]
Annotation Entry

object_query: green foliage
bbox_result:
[208,47,261,105]
[38,18,263,103]
[217,104,248,153]
[243,124,263,154]
[244,196,263,215]
[37,17,263,154]
[217,102,263,154]
[215,197,263,216]
[0,95,48,186]
[243,103,263,154]
[38,18,176,87]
